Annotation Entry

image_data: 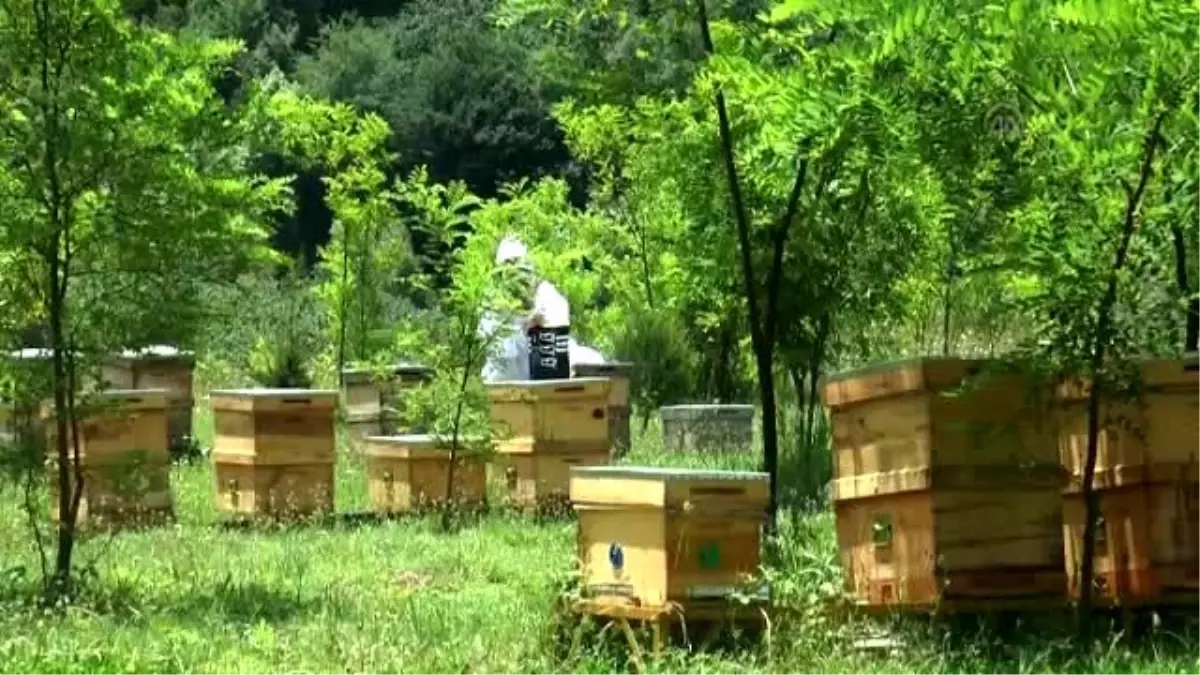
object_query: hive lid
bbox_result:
[211,388,340,396]
[210,388,340,412]
[820,357,1025,409]
[41,388,171,415]
[659,404,755,420]
[364,434,487,459]
[573,362,635,375]
[341,363,434,382]
[486,378,611,401]
[487,377,609,388]
[570,465,770,510]
[571,466,768,482]
[112,344,195,363]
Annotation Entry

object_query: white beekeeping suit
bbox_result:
[480,237,571,382]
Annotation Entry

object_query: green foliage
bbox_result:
[609,308,697,421]
[0,0,290,591]
[247,85,420,371]
[295,0,572,198]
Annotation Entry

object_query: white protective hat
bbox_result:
[495,236,533,271]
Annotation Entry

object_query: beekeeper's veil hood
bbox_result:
[495,236,534,273]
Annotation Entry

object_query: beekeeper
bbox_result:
[479,236,605,381]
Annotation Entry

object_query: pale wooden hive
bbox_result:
[43,389,173,528]
[210,388,339,517]
[1058,357,1199,606]
[570,466,770,609]
[363,434,488,512]
[44,389,171,464]
[487,378,613,506]
[341,364,434,443]
[823,358,1066,611]
[573,362,634,454]
[101,346,196,450]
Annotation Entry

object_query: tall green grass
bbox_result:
[0,413,1194,673]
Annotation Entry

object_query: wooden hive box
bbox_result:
[570,466,770,611]
[341,363,434,444]
[1058,356,1199,607]
[43,389,173,528]
[487,377,612,506]
[573,362,634,456]
[822,358,1066,612]
[102,346,195,451]
[209,388,339,518]
[363,434,487,513]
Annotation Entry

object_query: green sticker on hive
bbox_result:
[698,542,721,570]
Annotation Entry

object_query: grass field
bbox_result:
[0,413,1195,674]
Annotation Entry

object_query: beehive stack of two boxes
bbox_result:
[101,346,195,452]
[569,466,770,634]
[1058,356,1199,608]
[341,364,434,448]
[210,389,339,518]
[363,434,488,513]
[823,358,1067,613]
[486,378,612,509]
[44,389,174,529]
[572,362,634,456]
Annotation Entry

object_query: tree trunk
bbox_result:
[48,245,78,599]
[1170,223,1198,352]
[1077,112,1166,643]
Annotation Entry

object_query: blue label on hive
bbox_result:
[608,542,624,573]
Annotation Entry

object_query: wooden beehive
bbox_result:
[573,362,634,455]
[570,466,770,609]
[102,346,195,451]
[43,389,173,527]
[1058,357,1199,607]
[341,364,434,445]
[209,388,339,517]
[363,434,487,512]
[487,378,612,506]
[823,358,1066,611]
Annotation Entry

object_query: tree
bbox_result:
[296,0,575,201]
[0,0,288,596]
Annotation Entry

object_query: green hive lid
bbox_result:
[570,465,768,482]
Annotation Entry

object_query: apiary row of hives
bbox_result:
[205,375,634,517]
[822,356,1199,612]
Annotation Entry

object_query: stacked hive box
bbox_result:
[823,358,1066,611]
[102,346,195,452]
[363,434,488,513]
[573,362,634,456]
[487,378,611,507]
[1058,357,1199,607]
[210,389,338,517]
[570,466,770,611]
[341,364,434,446]
[45,389,173,528]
